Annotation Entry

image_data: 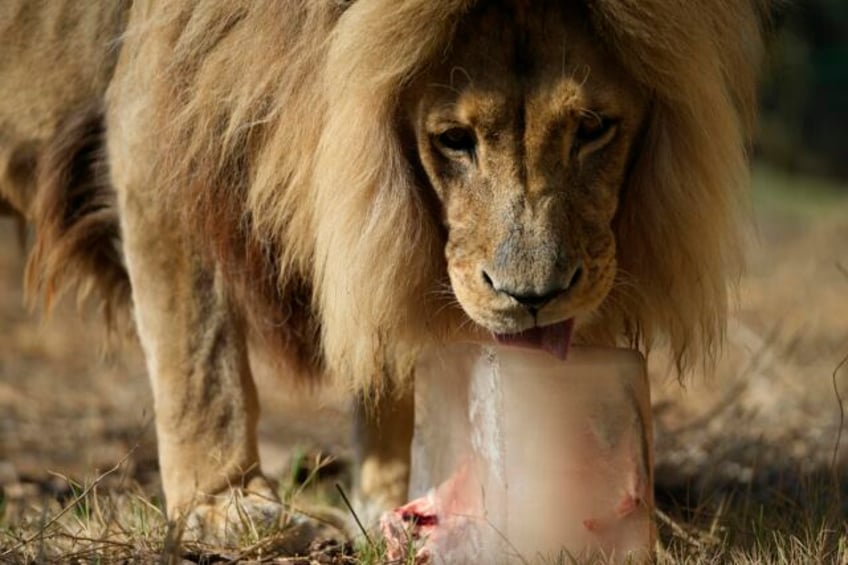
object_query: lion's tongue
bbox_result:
[494,319,575,360]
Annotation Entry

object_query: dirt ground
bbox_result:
[0,166,847,557]
[0,221,351,507]
[650,169,848,499]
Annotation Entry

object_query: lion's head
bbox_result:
[404,2,648,353]
[308,0,764,387]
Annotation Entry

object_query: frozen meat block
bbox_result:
[382,345,653,564]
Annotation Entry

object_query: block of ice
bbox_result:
[382,345,653,564]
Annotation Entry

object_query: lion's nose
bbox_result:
[503,288,563,309]
[482,263,583,310]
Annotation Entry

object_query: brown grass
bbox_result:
[1,454,845,563]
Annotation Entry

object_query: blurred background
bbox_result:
[0,2,846,559]
[758,0,848,178]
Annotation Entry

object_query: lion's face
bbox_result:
[407,3,648,339]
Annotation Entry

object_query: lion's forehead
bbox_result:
[419,5,644,146]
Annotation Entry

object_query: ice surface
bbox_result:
[384,344,653,564]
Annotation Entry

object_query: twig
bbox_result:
[220,530,295,565]
[830,352,848,493]
[52,531,136,549]
[0,448,136,558]
[654,508,716,549]
[335,483,373,548]
[836,262,848,493]
[480,516,530,565]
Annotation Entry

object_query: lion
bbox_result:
[1,0,767,542]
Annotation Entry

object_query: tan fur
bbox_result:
[1,0,767,535]
[24,104,129,321]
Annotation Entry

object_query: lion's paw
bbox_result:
[179,477,316,550]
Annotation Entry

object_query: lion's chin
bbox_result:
[493,318,575,360]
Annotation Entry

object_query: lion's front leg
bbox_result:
[353,384,415,525]
[119,203,288,543]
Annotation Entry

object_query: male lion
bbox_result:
[1,0,767,541]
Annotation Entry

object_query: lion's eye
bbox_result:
[434,127,476,158]
[575,114,617,147]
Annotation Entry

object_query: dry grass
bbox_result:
[654,466,848,564]
[0,453,361,564]
[1,461,846,563]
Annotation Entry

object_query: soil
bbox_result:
[0,219,350,506]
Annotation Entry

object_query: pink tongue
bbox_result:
[494,318,575,360]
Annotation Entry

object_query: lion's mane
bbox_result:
[31,0,768,388]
